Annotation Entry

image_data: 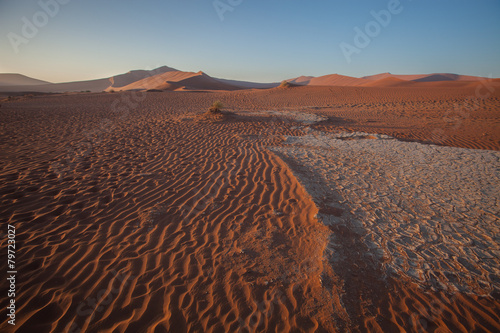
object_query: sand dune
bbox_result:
[360,77,409,87]
[0,74,51,86]
[114,71,241,91]
[361,77,493,88]
[308,74,367,86]
[286,76,315,85]
[362,72,427,81]
[108,66,178,88]
[287,74,368,86]
[414,73,487,82]
[0,66,177,93]
[286,72,492,88]
[0,68,496,93]
[0,84,499,332]
[363,72,487,82]
[4,78,112,93]
[213,78,279,89]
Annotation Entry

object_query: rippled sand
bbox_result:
[1,86,499,332]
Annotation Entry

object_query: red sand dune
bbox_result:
[0,68,496,94]
[287,76,315,85]
[413,73,487,82]
[361,78,496,88]
[0,66,177,93]
[360,76,409,87]
[114,70,240,91]
[287,72,493,88]
[362,72,428,81]
[363,72,487,82]
[108,66,178,88]
[214,78,279,89]
[287,74,368,86]
[308,74,367,86]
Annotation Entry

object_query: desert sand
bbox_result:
[0,83,499,332]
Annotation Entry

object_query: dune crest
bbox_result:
[113,70,240,91]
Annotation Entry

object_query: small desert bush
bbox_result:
[209,100,223,113]
[279,80,291,88]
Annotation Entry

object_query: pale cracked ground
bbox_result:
[270,129,500,296]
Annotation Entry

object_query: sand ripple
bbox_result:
[0,94,338,332]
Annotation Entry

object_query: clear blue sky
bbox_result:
[1,0,499,83]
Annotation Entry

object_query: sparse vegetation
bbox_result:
[209,100,223,114]
[279,80,291,88]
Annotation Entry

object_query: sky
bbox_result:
[0,0,499,83]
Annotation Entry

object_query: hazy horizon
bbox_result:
[1,0,499,83]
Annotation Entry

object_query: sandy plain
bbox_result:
[0,84,499,332]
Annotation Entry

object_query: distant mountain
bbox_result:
[0,74,51,86]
